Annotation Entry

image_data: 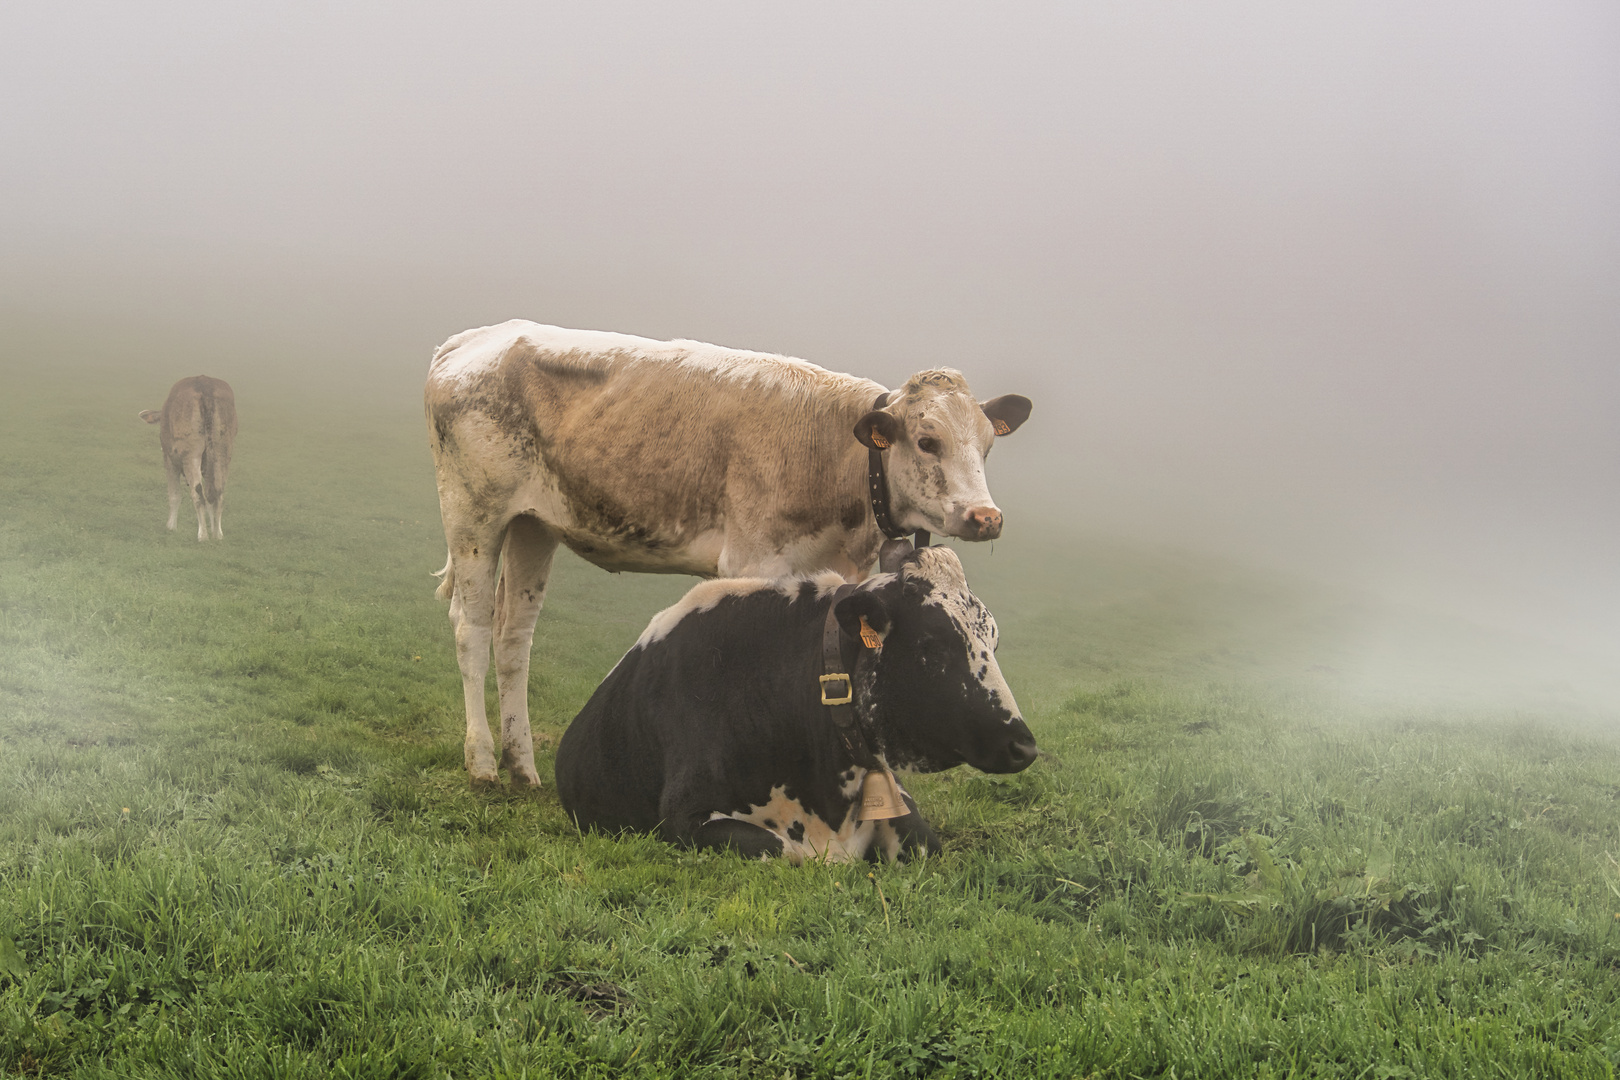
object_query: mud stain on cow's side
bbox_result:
[430,410,457,451]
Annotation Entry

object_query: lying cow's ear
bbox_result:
[980,395,1032,436]
[854,411,901,451]
[835,590,891,647]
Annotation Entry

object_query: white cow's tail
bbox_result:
[433,552,454,601]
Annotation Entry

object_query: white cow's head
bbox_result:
[853,369,1031,541]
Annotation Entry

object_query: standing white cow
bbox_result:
[425,321,1031,789]
[139,376,237,541]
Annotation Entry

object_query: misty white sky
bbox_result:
[3,2,1618,652]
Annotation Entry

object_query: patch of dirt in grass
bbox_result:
[546,978,630,1018]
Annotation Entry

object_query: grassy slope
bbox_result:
[2,338,1619,1078]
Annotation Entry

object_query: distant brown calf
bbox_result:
[139,376,237,541]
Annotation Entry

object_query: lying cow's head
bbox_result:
[835,546,1037,774]
[853,369,1031,542]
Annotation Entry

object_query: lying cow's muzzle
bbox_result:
[1004,732,1039,771]
[975,719,1038,774]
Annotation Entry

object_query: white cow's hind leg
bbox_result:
[492,514,559,789]
[446,525,506,787]
[211,492,225,539]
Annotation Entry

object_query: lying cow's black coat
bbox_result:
[555,547,1037,862]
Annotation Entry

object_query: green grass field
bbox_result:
[3,332,1619,1078]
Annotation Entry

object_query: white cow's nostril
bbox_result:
[963,506,1003,539]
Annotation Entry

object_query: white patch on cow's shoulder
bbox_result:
[857,571,897,593]
[903,548,1022,721]
[636,577,776,648]
[811,570,854,600]
[710,785,876,865]
[635,569,852,648]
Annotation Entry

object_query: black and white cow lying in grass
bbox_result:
[555,545,1037,862]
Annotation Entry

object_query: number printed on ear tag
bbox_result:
[858,615,882,650]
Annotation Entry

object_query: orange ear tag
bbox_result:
[858,615,883,651]
[870,429,891,449]
[992,419,1012,436]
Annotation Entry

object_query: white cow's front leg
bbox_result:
[447,534,504,788]
[492,515,558,789]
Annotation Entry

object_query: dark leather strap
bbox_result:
[866,392,931,549]
[822,584,881,770]
[867,449,908,542]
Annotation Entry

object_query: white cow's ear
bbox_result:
[854,411,901,451]
[980,395,1031,436]
[835,590,891,645]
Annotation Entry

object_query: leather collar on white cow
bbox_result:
[865,392,932,551]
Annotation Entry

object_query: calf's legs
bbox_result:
[179,454,210,541]
[163,454,184,532]
[204,447,230,539]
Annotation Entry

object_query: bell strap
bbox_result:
[821,584,879,770]
[819,583,906,821]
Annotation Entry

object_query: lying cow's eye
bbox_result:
[917,436,941,455]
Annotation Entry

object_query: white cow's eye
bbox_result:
[917,436,941,455]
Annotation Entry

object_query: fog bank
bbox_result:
[4,2,1617,675]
